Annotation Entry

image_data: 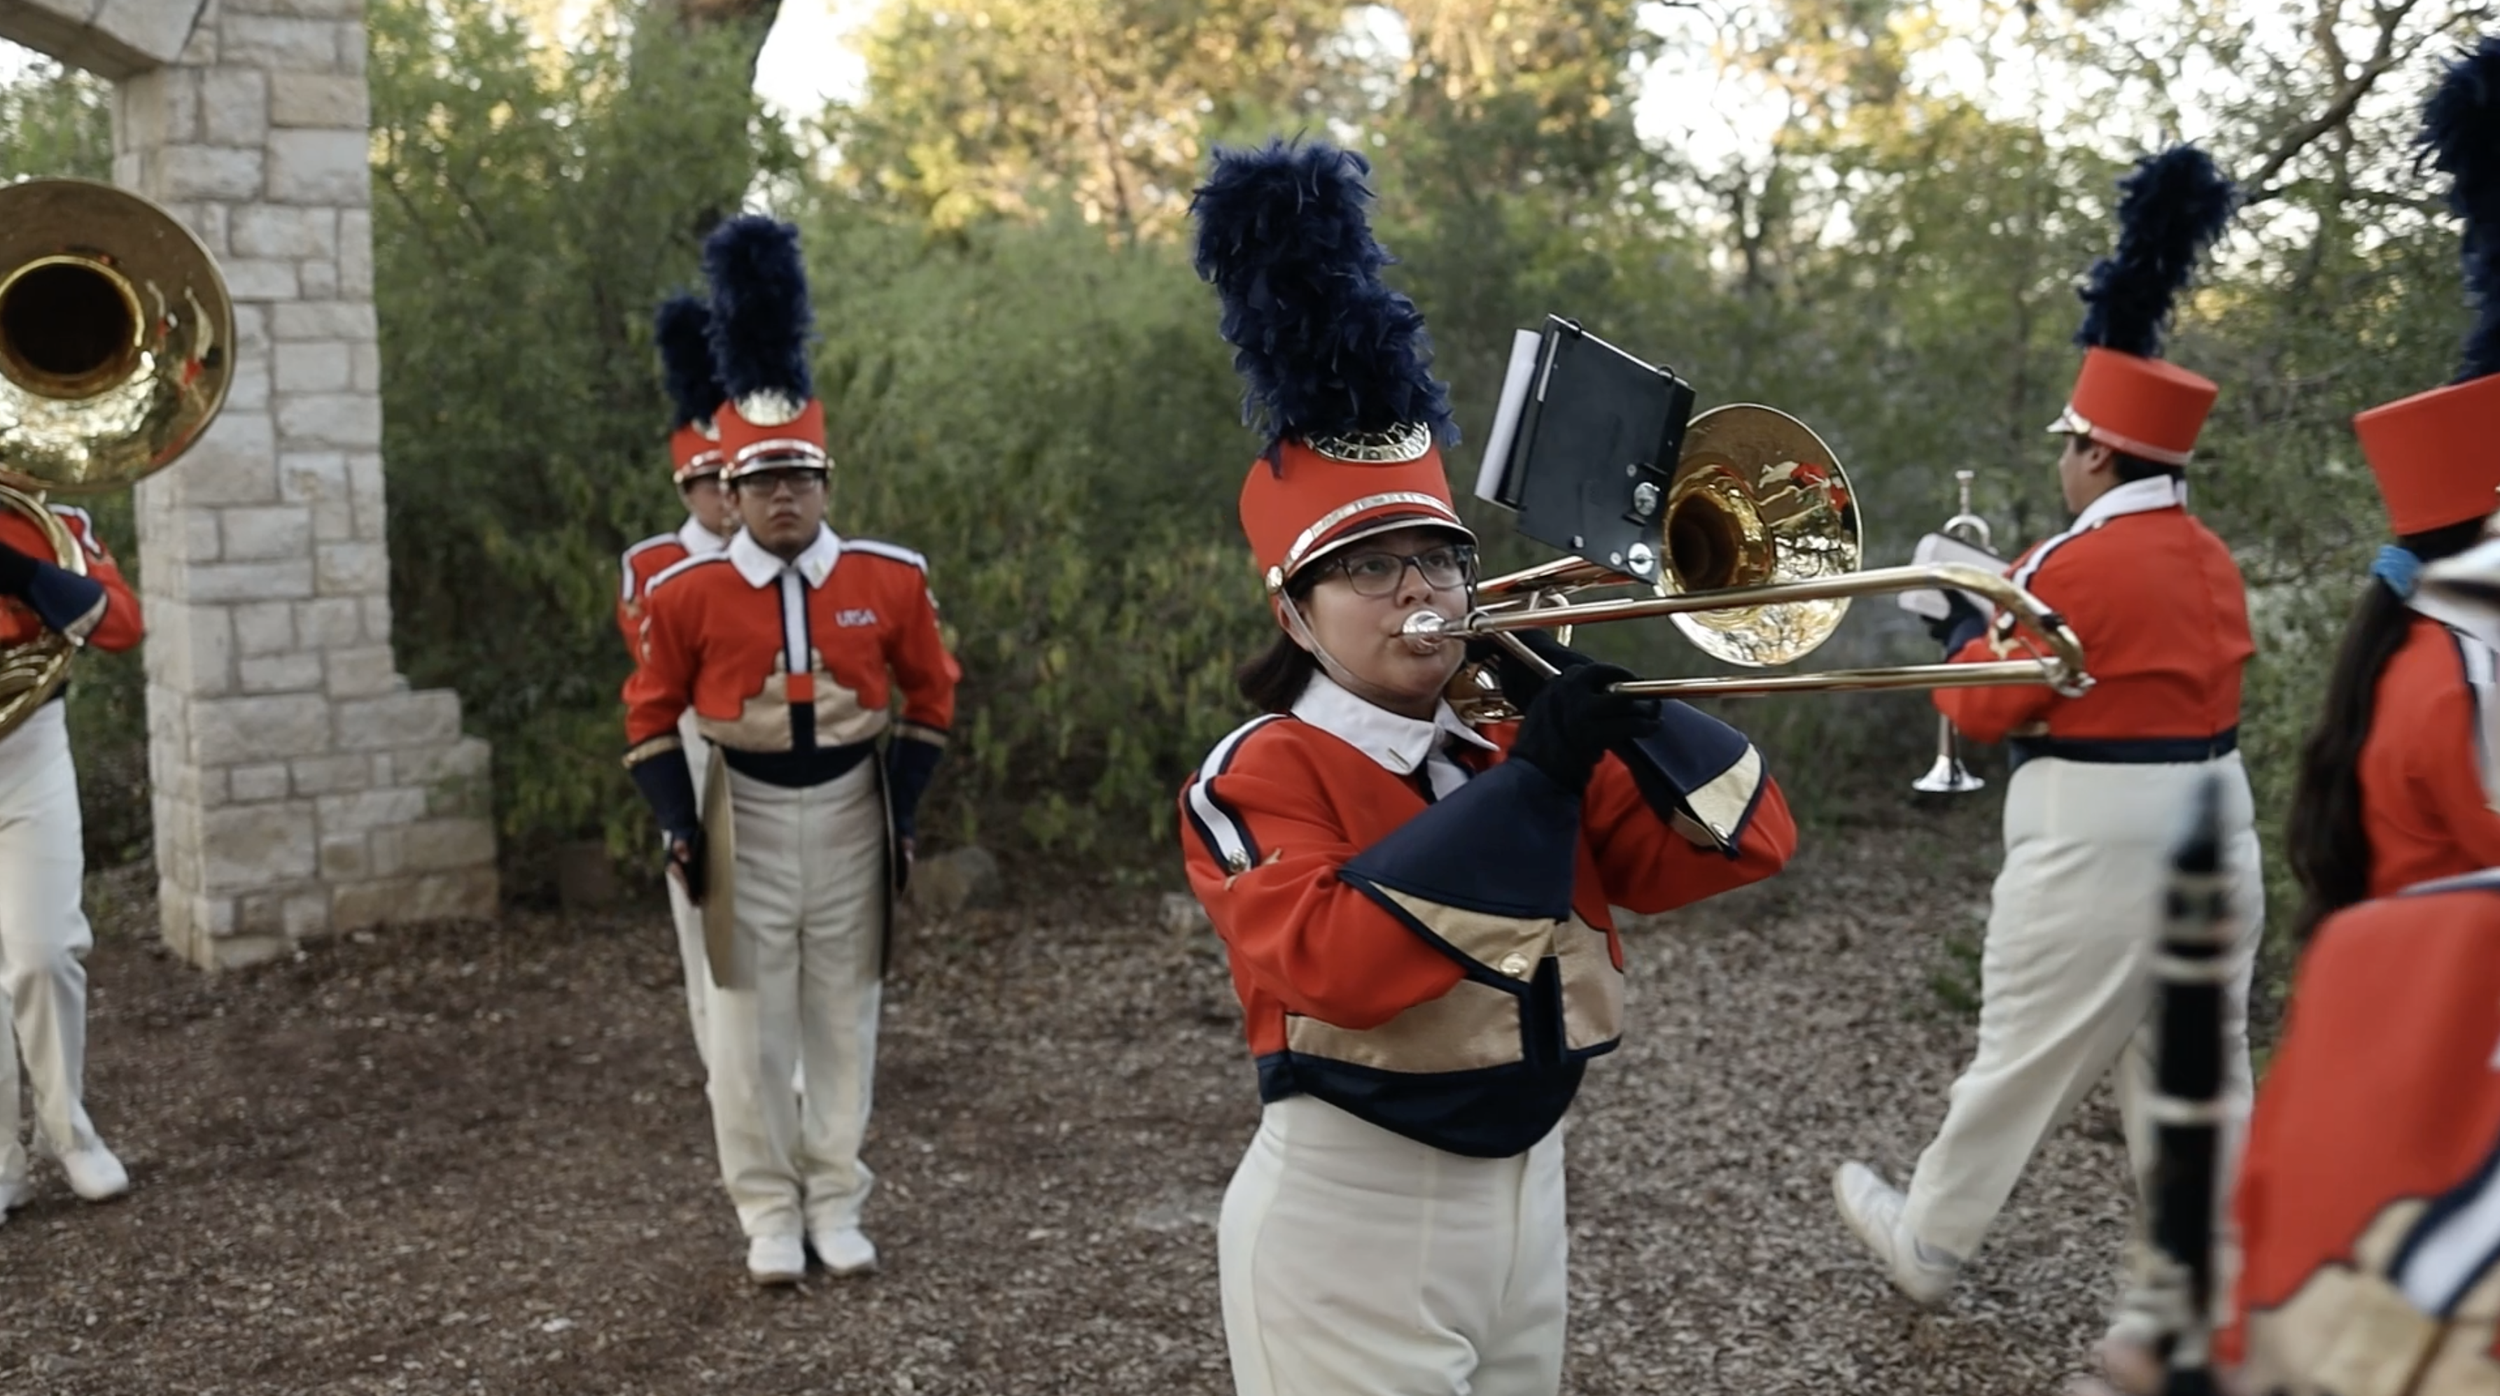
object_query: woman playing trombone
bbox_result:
[1176,138,1795,1396]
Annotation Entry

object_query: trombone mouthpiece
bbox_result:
[1401,610,1455,640]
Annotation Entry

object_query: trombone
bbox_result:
[1413,406,2090,707]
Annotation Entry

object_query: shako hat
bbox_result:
[654,293,726,482]
[1189,138,1467,594]
[2354,36,2500,536]
[701,215,828,479]
[2045,145,2238,466]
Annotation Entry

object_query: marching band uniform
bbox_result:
[0,503,142,1215]
[2200,40,2500,1395]
[2221,869,2500,1392]
[621,294,735,1065]
[1836,147,2263,1310]
[1179,140,1795,1396]
[2290,34,2500,919]
[622,217,957,1283]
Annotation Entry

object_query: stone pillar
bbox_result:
[0,0,499,967]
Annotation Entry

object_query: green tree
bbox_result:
[368,0,796,879]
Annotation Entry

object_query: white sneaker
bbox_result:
[810,1226,878,1276]
[58,1141,129,1203]
[747,1232,806,1286]
[1833,1161,1960,1306]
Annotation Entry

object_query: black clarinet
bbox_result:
[2147,774,2235,1395]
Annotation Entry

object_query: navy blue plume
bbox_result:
[2074,145,2238,357]
[653,294,724,430]
[701,215,813,404]
[2421,35,2500,382]
[1189,138,1455,445]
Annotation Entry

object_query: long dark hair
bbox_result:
[1237,570,1321,713]
[2287,516,2489,939]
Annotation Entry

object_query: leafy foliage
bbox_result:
[364,0,796,880]
[3,0,2490,921]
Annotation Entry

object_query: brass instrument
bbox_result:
[1911,470,1992,794]
[0,177,233,739]
[1425,406,2091,706]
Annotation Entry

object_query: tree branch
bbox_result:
[2241,0,2423,202]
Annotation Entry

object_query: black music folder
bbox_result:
[1474,316,1697,584]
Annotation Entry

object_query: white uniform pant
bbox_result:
[1220,1095,1568,1396]
[1903,752,2263,1260]
[0,702,99,1184]
[705,761,884,1240]
[664,710,712,1069]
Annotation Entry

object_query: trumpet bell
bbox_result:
[0,178,233,494]
[1657,404,1861,667]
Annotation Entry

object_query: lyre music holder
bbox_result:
[1475,315,1698,583]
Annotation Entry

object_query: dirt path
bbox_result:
[1,804,2148,1395]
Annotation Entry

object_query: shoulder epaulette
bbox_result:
[646,551,729,597]
[840,538,929,573]
[619,533,688,600]
[1184,713,1288,874]
[48,504,105,559]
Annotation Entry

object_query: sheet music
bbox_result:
[1898,532,2005,620]
[1474,328,1546,505]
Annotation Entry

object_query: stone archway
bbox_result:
[0,0,497,969]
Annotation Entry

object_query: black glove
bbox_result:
[0,537,37,598]
[666,826,706,905]
[1508,663,1661,794]
[1464,629,1594,709]
[1925,590,1986,657]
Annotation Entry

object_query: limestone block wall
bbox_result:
[0,0,501,967]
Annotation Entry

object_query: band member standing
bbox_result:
[623,216,957,1285]
[1179,139,1796,1396]
[1833,146,2264,1324]
[622,293,739,1064]
[0,500,142,1217]
[2286,34,2500,941]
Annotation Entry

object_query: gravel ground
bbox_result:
[0,800,2145,1395]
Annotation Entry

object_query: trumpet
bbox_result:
[1419,406,2090,709]
[1911,470,1993,794]
[0,178,233,740]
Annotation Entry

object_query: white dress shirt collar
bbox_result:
[729,522,842,589]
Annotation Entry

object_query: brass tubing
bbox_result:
[1411,562,2091,699]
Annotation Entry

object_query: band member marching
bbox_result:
[1833,146,2265,1337]
[2286,33,2500,942]
[0,499,141,1217]
[1178,138,1796,1396]
[2070,36,2500,1396]
[623,215,957,1285]
[621,292,739,1065]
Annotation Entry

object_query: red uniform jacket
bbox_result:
[615,517,727,660]
[0,504,143,654]
[2358,606,2500,898]
[1180,675,1795,1158]
[2223,869,2500,1390]
[624,526,955,760]
[1936,478,2252,754]
[622,525,959,839]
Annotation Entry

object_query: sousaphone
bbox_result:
[0,178,233,739]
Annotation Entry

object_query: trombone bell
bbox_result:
[1656,405,1860,668]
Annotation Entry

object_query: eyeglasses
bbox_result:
[1325,544,1477,597]
[735,469,827,496]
